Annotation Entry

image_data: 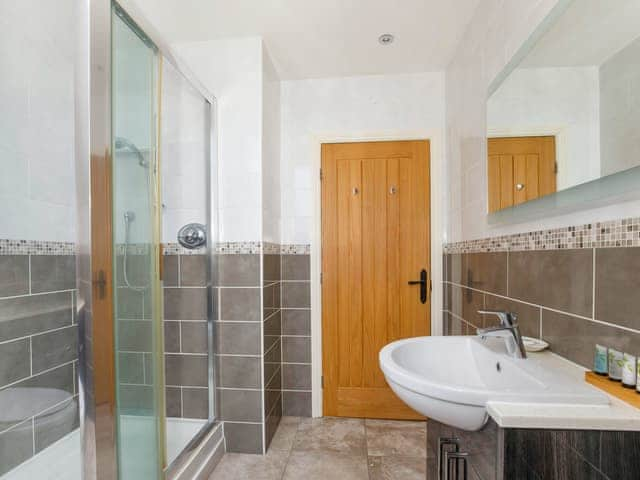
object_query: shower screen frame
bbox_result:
[79,0,218,478]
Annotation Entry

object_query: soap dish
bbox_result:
[522,336,549,352]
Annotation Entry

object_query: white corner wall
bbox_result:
[446,0,640,243]
[262,48,282,244]
[280,72,446,245]
[174,37,264,242]
[0,1,76,242]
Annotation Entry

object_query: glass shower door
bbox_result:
[111,5,164,479]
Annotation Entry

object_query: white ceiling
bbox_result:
[521,0,640,68]
[132,0,480,79]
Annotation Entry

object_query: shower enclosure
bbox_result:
[0,0,219,478]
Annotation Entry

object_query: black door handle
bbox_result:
[408,269,428,304]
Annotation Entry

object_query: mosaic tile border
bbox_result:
[162,243,207,255]
[444,216,640,254]
[280,244,311,255]
[0,239,76,255]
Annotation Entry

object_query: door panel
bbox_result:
[487,136,556,212]
[321,140,430,420]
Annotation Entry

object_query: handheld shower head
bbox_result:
[114,136,149,168]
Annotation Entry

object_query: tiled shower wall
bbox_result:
[281,253,312,417]
[162,252,209,420]
[443,218,640,369]
[216,252,264,453]
[0,249,78,476]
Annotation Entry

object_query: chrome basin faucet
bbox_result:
[476,310,527,359]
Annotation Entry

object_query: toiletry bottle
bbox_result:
[608,348,623,381]
[622,353,636,388]
[594,344,608,375]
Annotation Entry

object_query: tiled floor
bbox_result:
[209,416,427,480]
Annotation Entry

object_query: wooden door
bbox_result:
[487,136,556,212]
[321,140,430,420]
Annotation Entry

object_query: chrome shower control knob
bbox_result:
[177,223,207,249]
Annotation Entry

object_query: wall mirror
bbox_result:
[486,0,640,218]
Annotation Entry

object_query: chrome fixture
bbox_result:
[438,437,469,480]
[122,210,148,291]
[476,310,527,359]
[177,223,207,249]
[115,136,149,167]
[378,33,394,45]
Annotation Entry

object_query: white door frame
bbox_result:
[310,130,444,417]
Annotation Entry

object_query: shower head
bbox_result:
[114,136,149,168]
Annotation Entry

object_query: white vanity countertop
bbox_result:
[486,350,640,431]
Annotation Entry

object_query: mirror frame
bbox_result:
[486,0,640,225]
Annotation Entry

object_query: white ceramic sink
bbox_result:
[379,336,609,431]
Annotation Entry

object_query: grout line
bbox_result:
[444,281,640,334]
[0,288,76,301]
[29,336,33,376]
[0,360,76,390]
[28,255,32,295]
[31,417,36,455]
[0,312,74,344]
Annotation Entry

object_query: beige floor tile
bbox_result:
[367,456,427,480]
[365,420,427,458]
[269,417,301,452]
[208,449,289,480]
[293,417,366,455]
[283,451,369,480]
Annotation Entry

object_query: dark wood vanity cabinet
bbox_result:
[427,418,640,479]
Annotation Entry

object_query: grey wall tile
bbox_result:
[115,253,150,288]
[444,312,469,336]
[166,387,182,417]
[164,287,207,320]
[0,291,72,342]
[11,364,75,423]
[215,322,261,355]
[34,397,79,452]
[164,321,180,353]
[282,255,310,281]
[115,287,145,319]
[117,320,152,352]
[282,309,310,336]
[282,364,311,390]
[264,338,281,364]
[446,254,463,285]
[595,247,640,330]
[118,352,145,384]
[264,310,281,337]
[218,356,261,389]
[219,288,260,321]
[263,283,280,318]
[0,338,30,387]
[281,282,310,308]
[282,391,312,417]
[220,389,262,422]
[218,254,260,287]
[449,284,484,327]
[485,295,541,338]
[264,331,279,354]
[0,420,34,476]
[119,384,154,413]
[182,387,209,419]
[165,354,208,387]
[180,255,208,287]
[282,337,311,363]
[224,422,263,454]
[541,309,640,369]
[163,255,179,287]
[0,255,29,297]
[30,255,75,293]
[264,360,280,387]
[263,254,281,284]
[509,250,593,317]
[265,401,282,450]
[31,326,77,374]
[181,322,208,354]
[462,253,508,295]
